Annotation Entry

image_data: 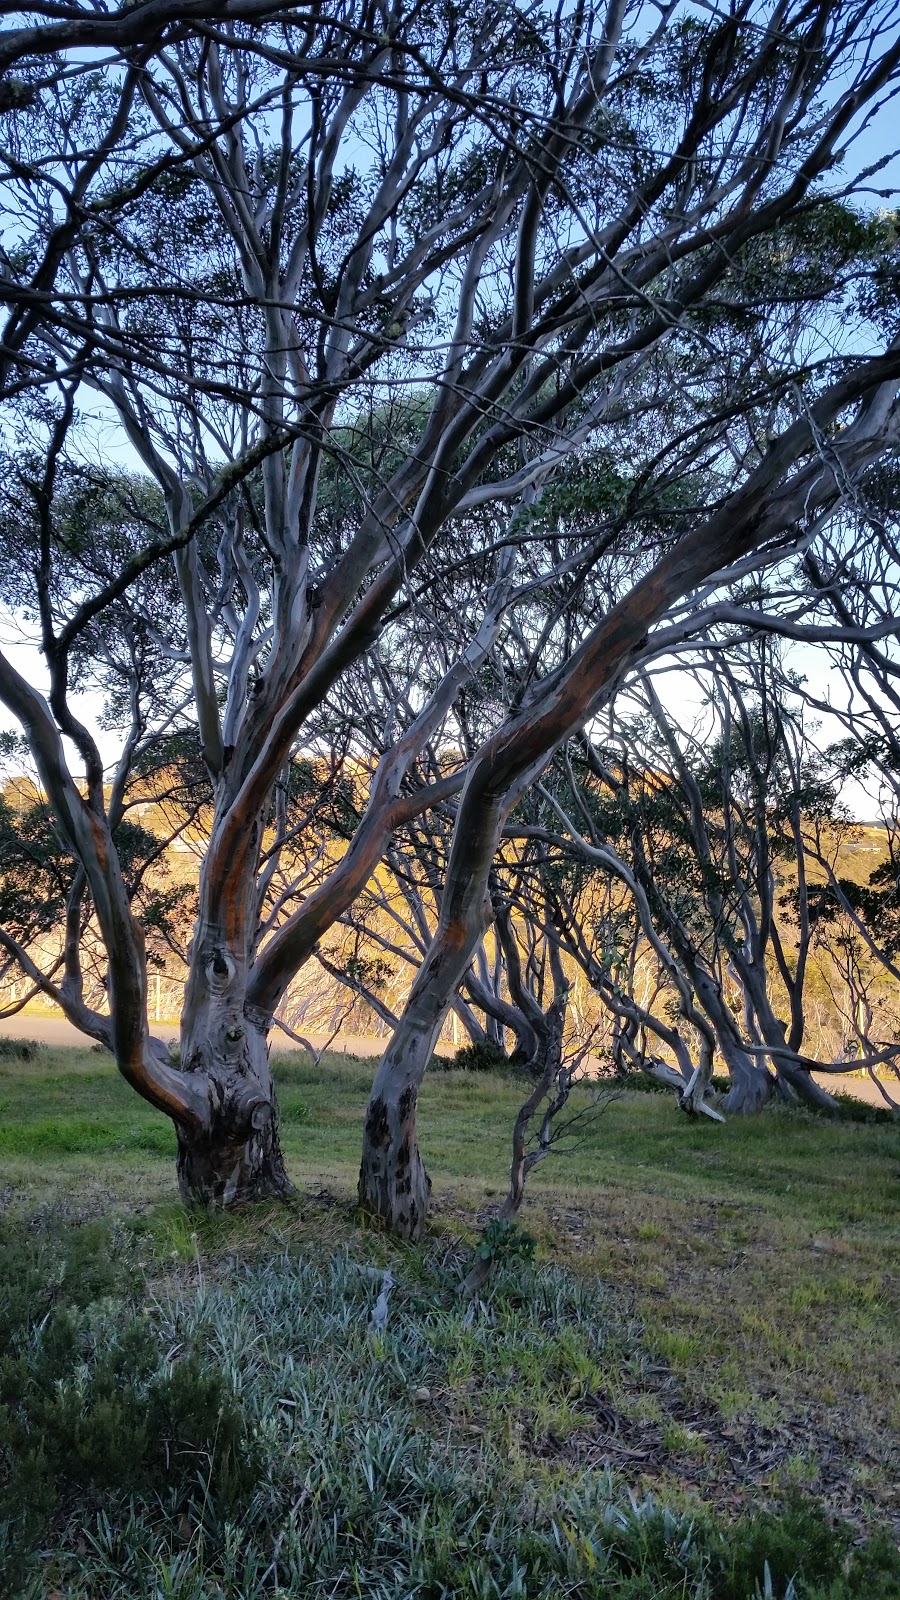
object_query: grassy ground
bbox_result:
[1,1044,899,1594]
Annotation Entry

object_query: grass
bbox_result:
[3,1215,899,1600]
[1,1044,899,1594]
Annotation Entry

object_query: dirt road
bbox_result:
[1,1014,896,1106]
[0,1012,388,1057]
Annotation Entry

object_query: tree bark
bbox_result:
[358,846,498,1236]
[179,1094,294,1203]
[717,1033,774,1113]
[357,1024,432,1241]
[176,935,292,1206]
[176,1094,291,1207]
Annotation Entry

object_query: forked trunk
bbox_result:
[740,973,839,1112]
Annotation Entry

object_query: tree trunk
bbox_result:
[359,788,502,1237]
[718,1038,774,1113]
[358,1021,432,1239]
[737,966,839,1113]
[176,1099,291,1208]
[689,972,774,1113]
[176,942,292,1207]
[772,1056,839,1112]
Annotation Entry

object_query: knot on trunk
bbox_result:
[206,947,237,992]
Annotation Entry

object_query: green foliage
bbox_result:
[476,1216,537,1263]
[0,792,75,940]
[0,1219,258,1598]
[0,768,192,962]
[827,1091,895,1126]
[0,1038,41,1061]
[448,1040,511,1073]
[804,862,900,962]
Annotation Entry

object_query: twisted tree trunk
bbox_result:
[175,1005,291,1206]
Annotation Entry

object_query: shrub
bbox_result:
[0,1220,258,1599]
[447,1040,511,1073]
[475,1217,537,1265]
[0,1038,41,1062]
[830,1091,895,1125]
[614,1070,669,1094]
[616,1069,732,1097]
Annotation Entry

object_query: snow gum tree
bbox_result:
[0,0,899,1218]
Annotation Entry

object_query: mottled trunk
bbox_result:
[176,1089,291,1207]
[358,1021,432,1239]
[176,938,291,1207]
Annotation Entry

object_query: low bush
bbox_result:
[612,1069,732,1094]
[0,1037,41,1062]
[614,1070,670,1094]
[830,1090,896,1124]
[444,1040,511,1073]
[0,1220,258,1598]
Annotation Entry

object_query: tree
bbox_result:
[1,0,899,1217]
[520,649,900,1113]
[358,357,900,1233]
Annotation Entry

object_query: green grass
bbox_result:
[1,1043,899,1586]
[2,1214,899,1600]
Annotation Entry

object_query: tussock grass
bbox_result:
[1,1047,898,1588]
[2,1215,899,1599]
